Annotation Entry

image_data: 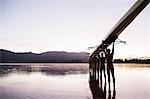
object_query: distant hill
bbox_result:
[0,49,90,63]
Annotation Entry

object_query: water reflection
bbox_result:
[89,71,116,99]
[0,63,150,99]
[0,66,38,77]
[0,64,88,77]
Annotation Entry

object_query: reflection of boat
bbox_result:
[89,75,116,99]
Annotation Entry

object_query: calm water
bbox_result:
[0,63,150,99]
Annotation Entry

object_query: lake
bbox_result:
[0,63,150,99]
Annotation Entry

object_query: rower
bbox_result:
[105,42,115,89]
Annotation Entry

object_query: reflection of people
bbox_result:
[108,83,116,99]
[112,88,116,99]
[89,73,116,99]
[89,75,106,99]
[105,42,115,89]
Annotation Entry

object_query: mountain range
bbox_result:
[0,49,90,63]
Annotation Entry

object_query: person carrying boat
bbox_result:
[98,52,106,82]
[105,42,115,89]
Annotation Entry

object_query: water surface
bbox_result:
[0,63,150,99]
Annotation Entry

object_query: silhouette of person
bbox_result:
[95,56,100,79]
[89,58,93,77]
[92,57,98,79]
[105,42,115,90]
[98,52,106,87]
[100,52,106,81]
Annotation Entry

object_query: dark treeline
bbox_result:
[114,58,150,64]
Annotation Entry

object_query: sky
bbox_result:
[0,0,150,58]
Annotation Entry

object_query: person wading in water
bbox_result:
[98,52,106,87]
[105,42,115,90]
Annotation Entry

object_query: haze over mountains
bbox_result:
[0,49,90,63]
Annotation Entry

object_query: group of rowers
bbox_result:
[89,42,115,88]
